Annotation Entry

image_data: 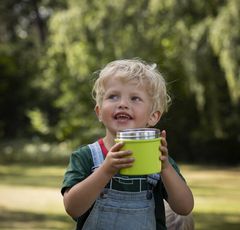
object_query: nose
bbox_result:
[118,97,129,109]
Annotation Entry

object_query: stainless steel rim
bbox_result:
[116,128,160,140]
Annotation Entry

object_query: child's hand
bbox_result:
[160,130,171,170]
[102,142,134,176]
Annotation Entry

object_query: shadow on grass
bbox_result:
[0,209,75,230]
[0,173,63,188]
[0,164,65,188]
[194,211,240,230]
[1,209,240,230]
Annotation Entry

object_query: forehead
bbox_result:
[103,76,148,91]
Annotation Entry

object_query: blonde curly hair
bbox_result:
[92,59,171,115]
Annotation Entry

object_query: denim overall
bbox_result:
[80,141,160,230]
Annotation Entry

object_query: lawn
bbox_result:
[0,164,74,230]
[180,165,240,229]
[0,164,239,230]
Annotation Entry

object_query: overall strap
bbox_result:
[75,141,103,230]
[88,141,104,172]
[147,173,160,187]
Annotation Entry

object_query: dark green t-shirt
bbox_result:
[61,143,184,229]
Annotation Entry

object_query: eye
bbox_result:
[131,96,142,102]
[107,94,119,100]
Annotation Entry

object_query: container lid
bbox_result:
[116,128,160,140]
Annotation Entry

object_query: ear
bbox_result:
[147,111,161,127]
[95,105,102,122]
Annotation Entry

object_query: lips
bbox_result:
[114,112,132,120]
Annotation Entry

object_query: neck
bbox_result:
[103,131,116,151]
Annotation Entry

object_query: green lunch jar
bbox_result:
[115,128,161,175]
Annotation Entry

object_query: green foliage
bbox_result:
[209,0,240,105]
[0,42,39,138]
[0,0,239,162]
[0,0,67,139]
[27,109,50,135]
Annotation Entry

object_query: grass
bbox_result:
[0,163,240,229]
[0,209,73,230]
[0,164,64,188]
[0,164,75,230]
[180,165,240,230]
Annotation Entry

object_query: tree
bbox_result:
[1,0,239,163]
[0,0,67,138]
[39,0,181,143]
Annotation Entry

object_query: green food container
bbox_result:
[115,128,161,175]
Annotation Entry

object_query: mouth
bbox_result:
[114,113,133,120]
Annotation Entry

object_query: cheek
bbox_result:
[99,105,112,118]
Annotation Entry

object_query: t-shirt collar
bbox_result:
[98,138,108,156]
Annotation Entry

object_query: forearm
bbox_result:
[63,164,113,218]
[161,165,194,215]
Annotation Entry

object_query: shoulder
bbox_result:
[71,144,92,160]
[69,144,95,172]
[61,144,94,195]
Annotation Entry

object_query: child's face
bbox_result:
[95,77,161,137]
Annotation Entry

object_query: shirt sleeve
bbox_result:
[61,145,93,195]
[169,156,185,181]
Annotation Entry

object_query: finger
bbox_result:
[161,130,166,138]
[113,163,134,170]
[160,146,168,156]
[118,163,134,169]
[161,137,167,147]
[113,157,134,169]
[115,156,134,164]
[110,142,125,152]
[110,149,132,158]
[160,155,168,161]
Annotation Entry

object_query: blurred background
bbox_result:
[0,0,239,229]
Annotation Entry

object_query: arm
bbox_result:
[160,130,194,215]
[63,142,134,218]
